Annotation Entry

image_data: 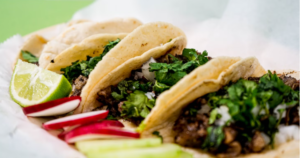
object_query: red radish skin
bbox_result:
[65,124,139,143]
[23,96,81,117]
[58,120,124,140]
[43,110,109,130]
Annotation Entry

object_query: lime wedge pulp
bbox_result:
[10,60,72,107]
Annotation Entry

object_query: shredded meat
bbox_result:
[279,75,299,90]
[217,141,242,158]
[223,127,237,144]
[97,86,114,105]
[249,131,266,152]
[118,102,124,113]
[285,106,300,125]
[249,75,299,90]
[173,99,209,147]
[70,75,87,96]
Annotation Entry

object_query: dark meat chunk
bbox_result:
[249,75,299,90]
[217,141,242,158]
[285,106,300,125]
[97,86,114,105]
[173,111,209,147]
[118,101,124,113]
[249,131,266,152]
[223,127,237,144]
[70,75,87,96]
[279,75,299,90]
[247,77,260,83]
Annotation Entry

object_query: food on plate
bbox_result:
[139,64,299,157]
[42,110,110,130]
[10,60,72,107]
[57,119,124,140]
[73,21,186,113]
[46,33,127,73]
[64,122,140,143]
[39,18,143,68]
[18,34,47,65]
[85,144,192,158]
[76,138,162,154]
[8,17,299,158]
[22,96,81,117]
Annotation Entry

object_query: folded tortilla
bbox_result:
[77,22,186,113]
[138,57,300,157]
[39,18,143,69]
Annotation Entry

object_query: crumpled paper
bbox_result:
[0,0,298,158]
[73,0,299,71]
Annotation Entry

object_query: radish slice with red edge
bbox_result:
[23,96,81,117]
[58,120,124,140]
[65,123,139,143]
[43,110,109,130]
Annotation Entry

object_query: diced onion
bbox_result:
[142,57,157,82]
[215,106,231,126]
[145,92,155,100]
[274,125,300,147]
[273,104,287,119]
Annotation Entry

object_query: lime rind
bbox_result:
[10,60,72,107]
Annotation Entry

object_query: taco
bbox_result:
[39,18,143,69]
[76,22,186,113]
[15,19,93,66]
[76,25,267,133]
[138,55,299,157]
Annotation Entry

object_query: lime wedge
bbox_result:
[10,60,72,107]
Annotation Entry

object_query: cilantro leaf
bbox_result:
[149,49,210,91]
[61,39,121,82]
[153,81,170,93]
[152,131,163,141]
[204,70,299,148]
[202,126,225,151]
[21,50,39,63]
[121,90,155,118]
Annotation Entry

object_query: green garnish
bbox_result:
[152,131,163,141]
[121,90,155,118]
[205,70,299,147]
[111,80,152,100]
[110,49,210,120]
[189,108,198,116]
[61,39,120,82]
[149,49,209,88]
[21,50,39,63]
[202,126,225,150]
[106,114,118,120]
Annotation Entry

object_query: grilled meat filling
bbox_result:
[174,74,299,157]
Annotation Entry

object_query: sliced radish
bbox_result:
[43,110,109,130]
[22,96,81,117]
[58,120,124,140]
[65,123,139,143]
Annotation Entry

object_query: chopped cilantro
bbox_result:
[152,131,163,141]
[21,50,39,63]
[121,90,155,118]
[149,49,209,89]
[205,70,299,147]
[202,126,225,150]
[61,39,120,82]
[189,108,198,116]
[106,114,117,120]
[153,81,170,93]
